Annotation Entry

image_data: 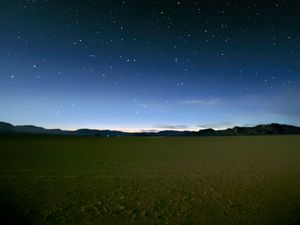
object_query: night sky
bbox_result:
[0,0,299,131]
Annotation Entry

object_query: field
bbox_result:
[0,135,300,225]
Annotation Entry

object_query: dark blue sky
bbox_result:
[0,0,299,131]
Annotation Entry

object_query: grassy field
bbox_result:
[0,135,300,225]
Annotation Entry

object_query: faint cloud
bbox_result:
[154,124,189,130]
[181,98,221,106]
[136,103,149,109]
[239,89,300,117]
[140,129,158,133]
[198,122,234,130]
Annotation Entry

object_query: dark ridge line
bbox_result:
[1,121,300,137]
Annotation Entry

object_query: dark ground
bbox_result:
[0,135,300,225]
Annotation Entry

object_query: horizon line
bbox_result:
[2,121,299,133]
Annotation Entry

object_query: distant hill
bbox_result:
[197,124,300,136]
[0,122,130,137]
[1,121,300,137]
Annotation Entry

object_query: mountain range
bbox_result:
[1,121,300,137]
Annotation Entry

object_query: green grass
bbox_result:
[0,135,300,225]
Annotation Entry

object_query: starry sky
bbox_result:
[0,0,299,131]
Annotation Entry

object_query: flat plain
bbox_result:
[0,135,300,225]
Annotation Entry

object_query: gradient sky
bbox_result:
[0,0,299,131]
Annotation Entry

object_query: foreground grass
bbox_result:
[0,135,300,225]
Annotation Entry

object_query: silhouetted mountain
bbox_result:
[198,128,216,136]
[0,122,131,137]
[156,130,193,136]
[73,129,130,137]
[0,122,14,132]
[13,125,65,135]
[1,122,300,137]
[214,124,300,136]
